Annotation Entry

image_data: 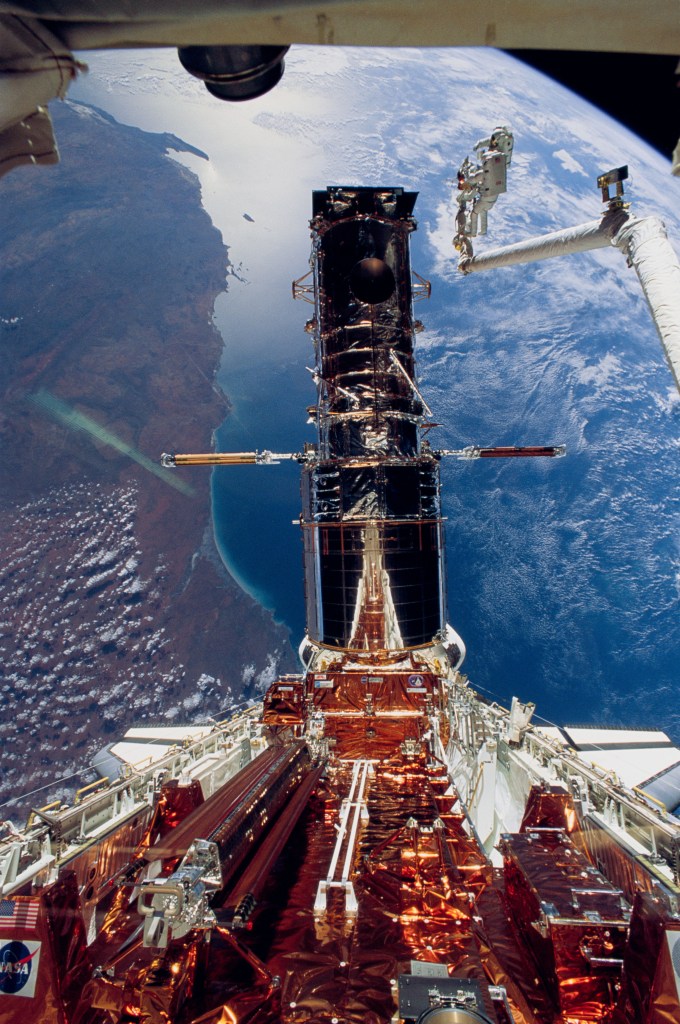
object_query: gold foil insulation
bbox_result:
[6,752,680,1023]
[501,828,630,1018]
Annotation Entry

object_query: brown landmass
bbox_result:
[0,101,295,821]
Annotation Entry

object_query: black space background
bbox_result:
[510,51,678,164]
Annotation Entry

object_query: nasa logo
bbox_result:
[407,674,424,686]
[0,940,41,998]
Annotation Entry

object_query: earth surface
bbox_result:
[0,99,295,819]
[1,45,678,817]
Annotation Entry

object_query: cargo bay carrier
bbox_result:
[1,173,680,1024]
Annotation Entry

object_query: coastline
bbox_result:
[0,100,295,818]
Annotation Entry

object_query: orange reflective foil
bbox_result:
[44,741,651,1023]
[153,777,206,835]
[614,892,680,1024]
[474,878,555,1024]
[257,754,502,1023]
[646,924,680,1024]
[52,745,639,1024]
[520,785,582,845]
[502,829,629,1019]
[0,873,94,1024]
[74,936,204,1023]
[263,680,305,724]
[550,921,626,1018]
[324,715,426,760]
[307,672,439,715]
[0,888,68,1023]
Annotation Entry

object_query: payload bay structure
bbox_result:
[1,186,680,1024]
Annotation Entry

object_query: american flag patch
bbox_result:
[0,898,40,931]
